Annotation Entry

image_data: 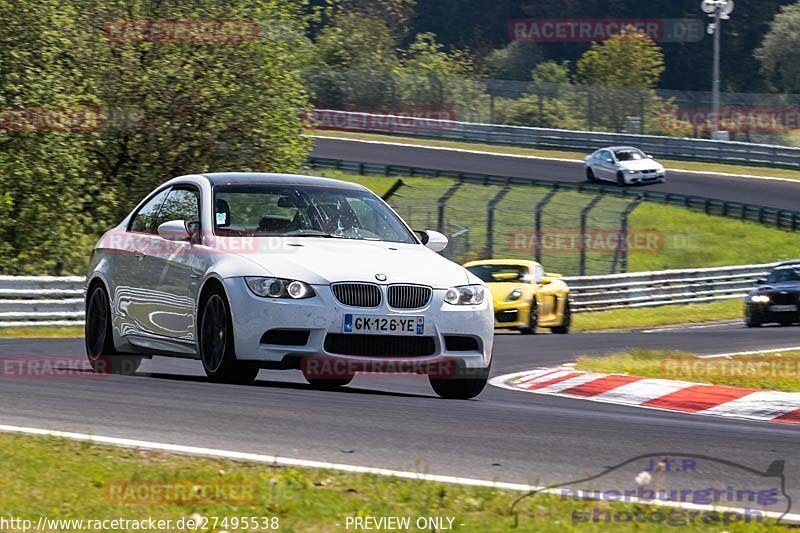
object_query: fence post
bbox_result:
[381,179,406,202]
[578,195,604,276]
[486,185,512,257]
[615,195,644,274]
[534,185,560,263]
[437,181,463,234]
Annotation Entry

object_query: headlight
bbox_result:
[444,285,485,305]
[626,169,637,174]
[245,277,315,299]
[750,294,770,303]
[505,288,523,301]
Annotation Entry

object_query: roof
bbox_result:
[197,172,368,191]
[601,146,642,152]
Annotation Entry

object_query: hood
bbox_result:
[617,158,661,171]
[221,237,470,288]
[757,281,800,292]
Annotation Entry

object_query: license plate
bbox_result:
[343,314,424,336]
[770,304,798,312]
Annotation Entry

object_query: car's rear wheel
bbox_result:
[616,171,626,186]
[85,283,142,375]
[586,167,597,182]
[199,288,259,385]
[520,299,538,335]
[429,362,490,400]
[551,298,571,334]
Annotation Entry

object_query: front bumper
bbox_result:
[745,302,800,324]
[492,299,531,329]
[624,170,665,184]
[222,277,494,371]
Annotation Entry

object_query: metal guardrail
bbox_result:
[0,264,776,327]
[309,109,800,170]
[305,157,800,231]
[564,263,777,312]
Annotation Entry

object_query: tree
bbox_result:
[575,29,667,132]
[0,0,101,274]
[756,2,800,93]
[482,41,542,81]
[575,28,665,89]
[78,0,313,213]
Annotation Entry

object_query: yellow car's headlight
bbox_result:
[505,288,523,302]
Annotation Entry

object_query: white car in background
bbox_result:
[585,146,666,185]
[84,173,494,399]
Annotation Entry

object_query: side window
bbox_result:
[129,188,170,234]
[156,187,200,229]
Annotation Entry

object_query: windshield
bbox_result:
[614,149,646,161]
[767,266,800,284]
[212,184,416,243]
[467,264,530,283]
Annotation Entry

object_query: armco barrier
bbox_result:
[0,264,776,327]
[305,157,800,231]
[308,110,800,170]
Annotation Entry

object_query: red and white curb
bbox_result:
[489,366,800,425]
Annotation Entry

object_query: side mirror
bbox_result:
[756,278,766,285]
[539,276,553,285]
[606,158,614,164]
[420,230,448,252]
[158,220,191,242]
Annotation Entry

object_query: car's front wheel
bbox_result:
[429,362,490,400]
[586,167,597,182]
[520,299,538,335]
[744,309,762,328]
[199,287,259,385]
[616,171,627,186]
[85,283,142,375]
[551,298,571,334]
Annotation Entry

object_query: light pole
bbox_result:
[701,0,734,139]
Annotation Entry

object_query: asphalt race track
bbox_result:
[2,323,799,496]
[311,137,800,211]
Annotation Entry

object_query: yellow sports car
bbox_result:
[463,259,571,334]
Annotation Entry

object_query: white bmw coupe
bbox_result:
[585,146,666,185]
[85,173,494,399]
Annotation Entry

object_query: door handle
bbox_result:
[135,253,145,261]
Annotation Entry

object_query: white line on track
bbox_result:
[310,135,800,185]
[641,322,740,333]
[698,345,800,359]
[1,423,797,523]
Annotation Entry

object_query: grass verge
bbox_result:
[571,300,742,332]
[574,348,800,392]
[0,326,83,338]
[0,432,789,531]
[313,169,800,271]
[309,129,800,181]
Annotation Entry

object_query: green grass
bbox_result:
[313,169,800,272]
[571,300,742,332]
[0,432,790,532]
[574,348,800,392]
[0,326,83,338]
[309,129,800,181]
